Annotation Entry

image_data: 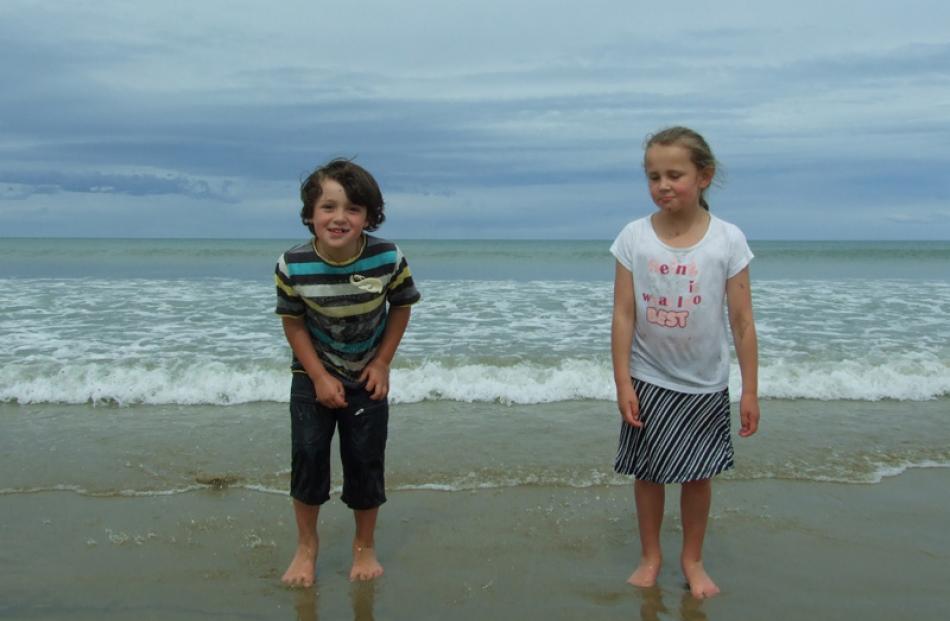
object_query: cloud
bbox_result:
[884,210,950,225]
[1,1,950,238]
[0,170,238,202]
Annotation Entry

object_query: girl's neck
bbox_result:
[651,206,710,248]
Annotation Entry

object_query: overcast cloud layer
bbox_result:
[2,1,949,239]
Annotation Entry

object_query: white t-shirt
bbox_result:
[610,214,753,393]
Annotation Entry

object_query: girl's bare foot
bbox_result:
[282,543,318,587]
[681,560,719,598]
[627,556,662,587]
[350,545,384,582]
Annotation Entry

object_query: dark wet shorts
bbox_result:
[289,373,389,510]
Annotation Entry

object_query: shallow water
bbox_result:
[3,398,947,502]
[2,237,949,619]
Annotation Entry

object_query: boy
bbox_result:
[274,159,420,586]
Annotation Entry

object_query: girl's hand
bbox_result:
[359,359,390,401]
[617,382,642,428]
[738,393,760,437]
[313,373,347,409]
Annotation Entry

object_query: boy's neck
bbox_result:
[313,235,365,264]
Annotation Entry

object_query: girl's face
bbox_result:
[311,179,368,262]
[644,144,712,214]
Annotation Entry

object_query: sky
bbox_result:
[1,1,949,240]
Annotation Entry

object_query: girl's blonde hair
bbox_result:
[644,126,718,211]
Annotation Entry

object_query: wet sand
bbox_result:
[2,468,948,620]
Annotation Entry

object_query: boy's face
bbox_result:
[312,179,369,262]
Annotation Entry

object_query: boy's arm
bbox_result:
[611,261,641,427]
[359,305,412,400]
[281,316,347,408]
[726,266,759,437]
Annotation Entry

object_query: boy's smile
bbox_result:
[312,179,369,262]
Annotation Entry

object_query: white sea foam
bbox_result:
[0,484,205,497]
[2,355,948,405]
[862,459,950,484]
[749,459,950,485]
[5,460,947,497]
[2,277,949,405]
[392,359,616,404]
[0,363,289,406]
[758,355,950,401]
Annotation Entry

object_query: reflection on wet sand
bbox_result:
[294,587,317,621]
[291,581,378,621]
[637,586,709,621]
[350,581,377,621]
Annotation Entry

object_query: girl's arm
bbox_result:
[359,305,412,400]
[611,261,641,427]
[726,267,760,437]
[281,316,347,408]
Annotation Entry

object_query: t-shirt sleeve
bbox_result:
[726,224,754,278]
[386,246,421,307]
[274,253,305,317]
[609,222,636,271]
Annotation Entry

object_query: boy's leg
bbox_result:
[351,507,383,581]
[629,478,665,587]
[284,374,335,587]
[283,499,321,587]
[338,389,389,581]
[680,478,719,598]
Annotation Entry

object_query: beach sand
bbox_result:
[2,468,948,620]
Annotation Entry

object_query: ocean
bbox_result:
[1,238,949,495]
[2,237,949,620]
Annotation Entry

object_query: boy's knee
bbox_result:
[340,445,386,506]
[339,416,387,509]
[291,442,332,506]
[341,470,386,510]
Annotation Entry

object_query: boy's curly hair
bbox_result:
[300,159,386,233]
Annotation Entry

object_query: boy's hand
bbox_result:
[738,393,760,437]
[359,359,390,401]
[617,382,642,428]
[313,373,347,409]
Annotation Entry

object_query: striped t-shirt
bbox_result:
[275,234,421,382]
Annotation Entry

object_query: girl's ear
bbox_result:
[698,166,714,189]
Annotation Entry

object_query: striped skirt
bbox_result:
[614,378,734,484]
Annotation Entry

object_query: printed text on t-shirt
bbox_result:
[643,259,702,329]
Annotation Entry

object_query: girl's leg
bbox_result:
[629,478,665,587]
[282,499,320,587]
[350,507,384,581]
[680,478,719,598]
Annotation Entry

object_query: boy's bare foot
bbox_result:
[627,556,662,587]
[350,544,384,582]
[681,560,720,599]
[282,543,318,587]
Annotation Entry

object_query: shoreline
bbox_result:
[2,469,948,620]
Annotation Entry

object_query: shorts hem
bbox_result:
[290,491,330,506]
[341,496,387,511]
[614,461,735,484]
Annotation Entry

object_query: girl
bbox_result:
[610,127,759,599]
